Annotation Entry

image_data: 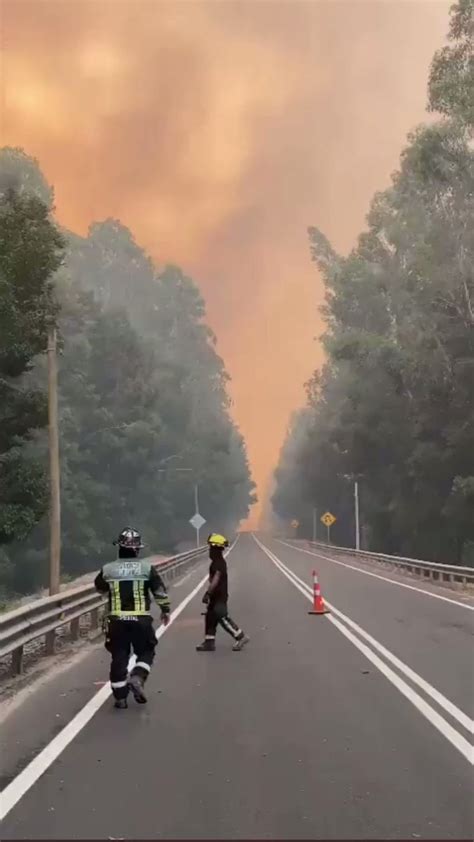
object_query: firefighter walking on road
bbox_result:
[95,527,171,709]
[196,533,249,652]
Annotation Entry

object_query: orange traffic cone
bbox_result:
[308,570,330,615]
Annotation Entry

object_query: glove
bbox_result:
[161,612,170,627]
[202,592,210,605]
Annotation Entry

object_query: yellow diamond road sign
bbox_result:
[291,519,299,529]
[321,512,336,527]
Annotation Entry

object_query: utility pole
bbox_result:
[312,507,317,543]
[47,326,61,595]
[354,480,360,551]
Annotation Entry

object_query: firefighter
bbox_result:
[95,527,170,709]
[196,533,249,652]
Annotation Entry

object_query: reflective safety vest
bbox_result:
[94,559,171,617]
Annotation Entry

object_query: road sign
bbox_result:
[291,519,299,529]
[321,512,336,527]
[189,513,206,531]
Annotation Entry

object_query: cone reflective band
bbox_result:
[308,570,330,615]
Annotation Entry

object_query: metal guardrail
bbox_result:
[298,540,474,586]
[0,547,207,676]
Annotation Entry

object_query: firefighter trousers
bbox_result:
[205,601,243,640]
[105,616,157,700]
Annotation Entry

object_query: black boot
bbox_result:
[114,698,128,709]
[196,639,216,652]
[128,674,148,704]
[232,634,250,651]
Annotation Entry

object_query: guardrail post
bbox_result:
[70,617,80,641]
[45,629,56,655]
[12,645,24,675]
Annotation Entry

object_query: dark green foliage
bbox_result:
[272,2,474,564]
[0,149,64,552]
[0,157,255,599]
[428,0,473,126]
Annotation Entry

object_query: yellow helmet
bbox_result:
[207,533,229,548]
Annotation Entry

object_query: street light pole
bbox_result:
[47,326,61,595]
[157,466,202,547]
[354,481,360,551]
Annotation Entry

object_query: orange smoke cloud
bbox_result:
[1,0,450,526]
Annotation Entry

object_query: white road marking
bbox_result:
[254,535,474,765]
[0,541,236,822]
[260,538,473,733]
[277,539,474,611]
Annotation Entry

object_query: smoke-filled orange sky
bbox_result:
[1,0,450,525]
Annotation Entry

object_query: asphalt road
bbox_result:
[1,534,473,839]
[270,537,474,716]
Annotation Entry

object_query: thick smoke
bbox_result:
[1,0,450,524]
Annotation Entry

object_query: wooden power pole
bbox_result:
[47,326,61,595]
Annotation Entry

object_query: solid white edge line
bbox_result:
[253,535,474,765]
[0,540,237,822]
[326,614,474,764]
[277,539,474,611]
[272,541,474,734]
[260,537,473,734]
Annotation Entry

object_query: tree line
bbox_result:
[272,0,473,564]
[0,150,256,600]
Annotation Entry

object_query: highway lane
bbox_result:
[266,536,474,718]
[1,534,473,839]
[0,554,212,793]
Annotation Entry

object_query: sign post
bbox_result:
[354,481,360,550]
[189,487,205,549]
[312,508,317,542]
[189,512,206,548]
[320,511,336,544]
